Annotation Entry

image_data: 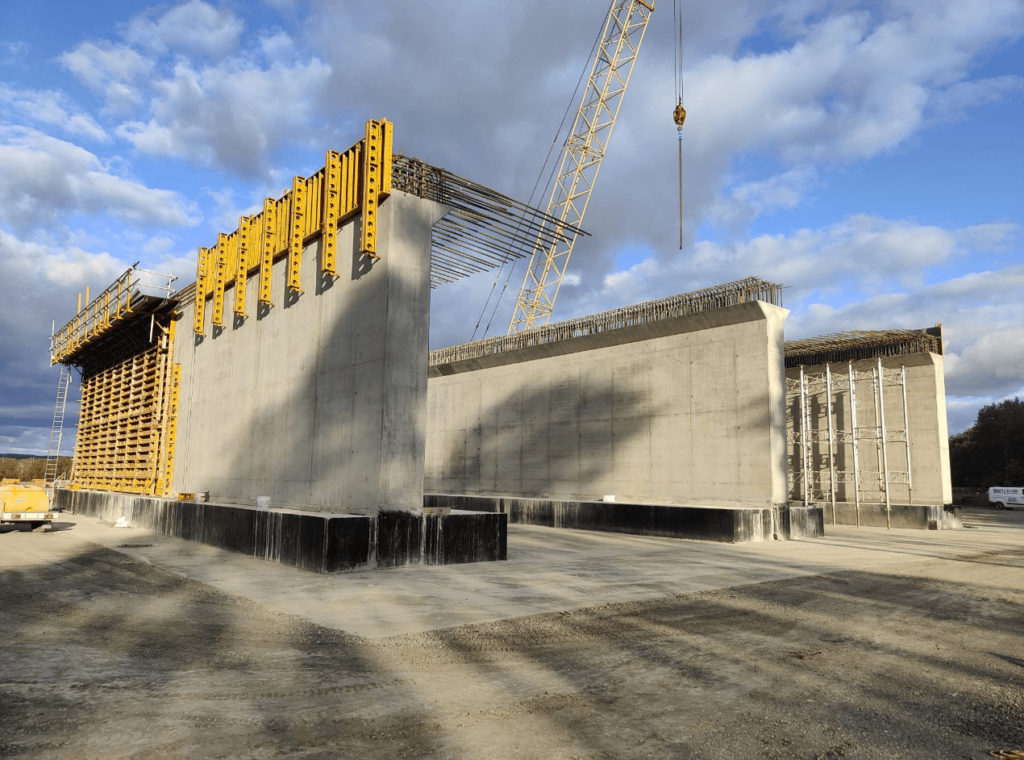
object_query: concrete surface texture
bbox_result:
[4,508,1020,639]
[174,191,447,513]
[3,509,1023,759]
[426,300,790,508]
[786,352,953,509]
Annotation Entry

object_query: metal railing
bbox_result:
[51,264,177,364]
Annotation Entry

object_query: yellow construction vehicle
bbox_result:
[0,483,56,532]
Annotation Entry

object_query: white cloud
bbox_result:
[0,229,130,453]
[929,75,1024,123]
[124,1,244,57]
[537,215,1024,406]
[684,1,1024,168]
[710,167,819,230]
[54,2,332,179]
[1,40,30,65]
[59,41,153,115]
[0,127,200,233]
[587,215,1018,313]
[116,57,332,178]
[0,85,109,142]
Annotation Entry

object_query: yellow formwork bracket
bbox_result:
[259,198,276,306]
[212,232,228,327]
[360,118,393,259]
[288,176,306,293]
[234,216,251,317]
[322,150,342,277]
[194,246,209,335]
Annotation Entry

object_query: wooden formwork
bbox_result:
[69,317,181,497]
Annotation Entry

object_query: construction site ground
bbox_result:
[2,506,1022,760]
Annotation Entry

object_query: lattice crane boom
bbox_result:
[508,0,655,334]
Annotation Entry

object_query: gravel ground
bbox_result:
[1,508,1023,760]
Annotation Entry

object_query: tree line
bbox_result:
[949,397,1024,487]
[0,456,73,482]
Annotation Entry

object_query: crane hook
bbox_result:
[673,101,687,130]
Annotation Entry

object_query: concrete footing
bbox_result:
[814,501,962,530]
[55,489,506,573]
[425,495,823,543]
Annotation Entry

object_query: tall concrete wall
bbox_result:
[173,191,447,513]
[786,353,952,507]
[426,301,790,508]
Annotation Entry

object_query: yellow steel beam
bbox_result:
[212,232,228,327]
[322,150,342,276]
[234,216,251,317]
[359,119,392,259]
[194,247,209,335]
[288,176,306,292]
[260,198,276,306]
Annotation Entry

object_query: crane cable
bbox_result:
[673,0,687,250]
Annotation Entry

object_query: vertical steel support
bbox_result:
[902,365,913,505]
[212,233,227,327]
[849,362,861,527]
[234,216,251,317]
[826,363,836,524]
[193,247,209,335]
[288,177,306,292]
[259,198,275,306]
[322,150,341,276]
[360,120,384,259]
[800,366,809,506]
[877,358,891,529]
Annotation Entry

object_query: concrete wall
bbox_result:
[786,352,953,507]
[173,191,447,513]
[425,301,790,508]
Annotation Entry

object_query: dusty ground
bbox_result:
[2,508,1023,759]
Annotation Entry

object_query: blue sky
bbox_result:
[1,0,1022,454]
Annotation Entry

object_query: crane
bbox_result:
[507,0,657,334]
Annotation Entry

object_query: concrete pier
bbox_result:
[174,191,446,514]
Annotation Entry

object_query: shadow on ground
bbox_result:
[1,534,1023,759]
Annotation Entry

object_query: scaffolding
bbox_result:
[787,358,915,529]
[51,263,182,497]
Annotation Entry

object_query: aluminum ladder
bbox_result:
[44,365,72,487]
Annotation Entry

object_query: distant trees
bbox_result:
[0,456,73,482]
[949,398,1024,487]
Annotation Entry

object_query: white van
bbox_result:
[989,487,1024,510]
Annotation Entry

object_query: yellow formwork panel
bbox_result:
[68,315,179,496]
